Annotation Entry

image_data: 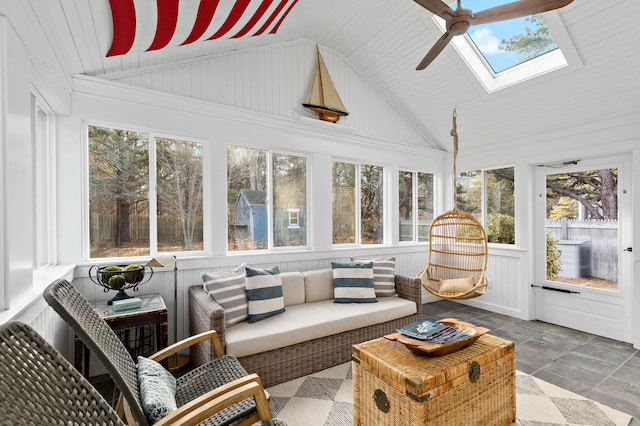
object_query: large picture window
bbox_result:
[399,171,434,242]
[88,126,204,259]
[457,166,515,245]
[227,146,307,251]
[332,161,384,245]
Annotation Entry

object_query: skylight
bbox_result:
[465,8,558,73]
[430,0,579,92]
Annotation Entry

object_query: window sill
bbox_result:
[0,264,75,325]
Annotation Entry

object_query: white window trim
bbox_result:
[83,123,209,263]
[227,145,310,253]
[0,15,7,310]
[457,164,516,246]
[332,160,386,247]
[32,90,57,269]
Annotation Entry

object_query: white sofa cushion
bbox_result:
[279,272,305,306]
[302,269,334,302]
[225,296,417,358]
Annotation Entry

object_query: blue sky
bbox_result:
[456,0,555,72]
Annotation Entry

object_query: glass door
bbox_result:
[533,156,632,341]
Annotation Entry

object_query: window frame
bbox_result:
[399,169,434,244]
[226,145,309,253]
[456,165,516,246]
[331,159,386,247]
[32,90,57,269]
[83,122,209,262]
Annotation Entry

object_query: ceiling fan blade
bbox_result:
[416,31,454,70]
[471,0,574,26]
[413,0,455,20]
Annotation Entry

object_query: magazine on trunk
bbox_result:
[397,319,472,343]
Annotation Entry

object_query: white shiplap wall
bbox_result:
[108,41,430,149]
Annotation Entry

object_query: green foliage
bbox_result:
[487,213,515,244]
[546,232,562,280]
[546,169,618,220]
[548,197,577,220]
[499,15,557,60]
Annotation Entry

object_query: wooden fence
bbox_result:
[547,218,617,282]
[90,214,203,245]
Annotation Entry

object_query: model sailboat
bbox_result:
[302,47,349,123]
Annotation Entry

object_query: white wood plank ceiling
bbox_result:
[12,0,640,153]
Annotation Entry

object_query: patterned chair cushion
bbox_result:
[246,266,285,323]
[201,264,248,327]
[137,356,177,423]
[331,261,377,303]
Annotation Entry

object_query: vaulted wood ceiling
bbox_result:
[15,0,640,153]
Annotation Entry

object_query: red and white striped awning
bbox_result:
[107,0,299,57]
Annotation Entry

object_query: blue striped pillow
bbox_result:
[245,266,285,323]
[331,261,377,303]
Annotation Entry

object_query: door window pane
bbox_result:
[546,168,618,291]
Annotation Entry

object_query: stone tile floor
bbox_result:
[92,299,640,423]
[426,299,640,423]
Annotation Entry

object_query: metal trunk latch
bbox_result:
[468,360,481,383]
[374,389,390,413]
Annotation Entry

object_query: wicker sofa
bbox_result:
[188,268,422,387]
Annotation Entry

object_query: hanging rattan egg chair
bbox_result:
[417,109,489,300]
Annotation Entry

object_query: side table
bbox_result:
[74,293,168,377]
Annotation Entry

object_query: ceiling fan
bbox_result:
[413,0,574,70]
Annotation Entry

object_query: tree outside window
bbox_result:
[88,126,204,259]
[332,161,384,245]
[457,167,515,245]
[227,146,307,251]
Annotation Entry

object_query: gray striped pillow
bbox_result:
[245,266,285,323]
[201,264,248,327]
[352,257,397,297]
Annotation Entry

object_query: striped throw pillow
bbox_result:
[331,261,377,303]
[201,264,248,327]
[351,257,397,297]
[245,266,285,323]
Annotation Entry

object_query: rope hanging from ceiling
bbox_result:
[417,109,489,300]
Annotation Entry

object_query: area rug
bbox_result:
[264,362,633,426]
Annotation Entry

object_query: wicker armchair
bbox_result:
[44,279,284,426]
[0,321,125,425]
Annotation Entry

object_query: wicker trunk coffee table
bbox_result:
[352,334,516,425]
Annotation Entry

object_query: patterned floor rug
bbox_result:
[264,362,633,426]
